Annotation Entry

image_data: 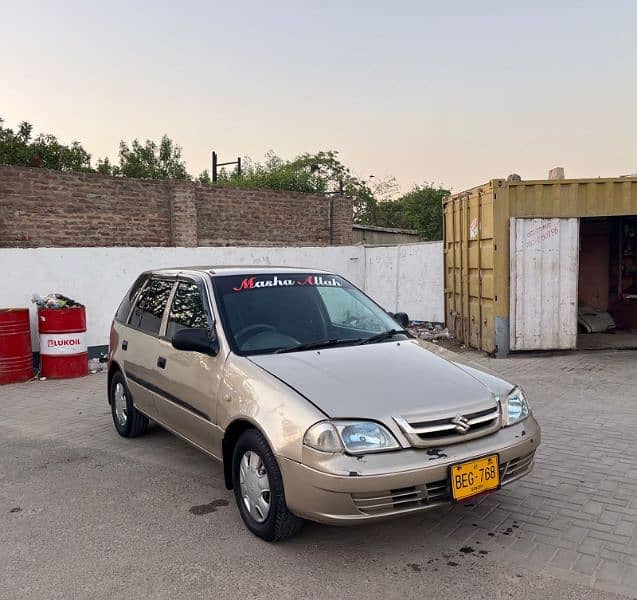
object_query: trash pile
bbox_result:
[31,293,84,309]
[88,354,108,374]
[409,321,452,343]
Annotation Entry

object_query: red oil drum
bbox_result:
[0,308,34,385]
[38,306,88,379]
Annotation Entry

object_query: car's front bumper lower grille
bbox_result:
[500,451,535,485]
[351,480,450,514]
[351,451,535,516]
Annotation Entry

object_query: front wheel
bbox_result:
[232,429,304,541]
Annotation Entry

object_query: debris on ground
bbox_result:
[31,293,84,309]
[409,321,452,343]
[88,353,108,374]
[577,305,616,333]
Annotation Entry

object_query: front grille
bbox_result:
[413,407,499,440]
[394,401,501,448]
[351,452,535,516]
[352,479,451,515]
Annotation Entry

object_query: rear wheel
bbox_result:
[109,370,148,438]
[232,429,304,541]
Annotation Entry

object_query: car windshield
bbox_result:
[212,273,405,355]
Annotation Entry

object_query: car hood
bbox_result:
[249,339,513,423]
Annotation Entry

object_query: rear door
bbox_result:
[510,217,579,350]
[122,276,175,419]
[152,276,224,457]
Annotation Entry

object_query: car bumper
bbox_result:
[278,416,540,525]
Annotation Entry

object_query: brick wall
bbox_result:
[0,165,353,247]
[0,166,171,247]
[196,186,332,246]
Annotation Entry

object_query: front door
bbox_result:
[152,278,224,458]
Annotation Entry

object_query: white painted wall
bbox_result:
[365,242,444,321]
[1,243,443,350]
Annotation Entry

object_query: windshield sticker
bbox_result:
[232,274,343,292]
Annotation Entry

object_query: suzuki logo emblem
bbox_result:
[451,414,470,434]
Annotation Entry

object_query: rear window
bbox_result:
[114,275,147,323]
[128,278,174,335]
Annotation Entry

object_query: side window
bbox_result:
[129,278,174,335]
[166,282,210,340]
[115,275,147,323]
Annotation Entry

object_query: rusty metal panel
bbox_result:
[508,178,637,218]
[443,184,496,353]
[509,218,579,350]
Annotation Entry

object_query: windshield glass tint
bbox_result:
[213,273,401,355]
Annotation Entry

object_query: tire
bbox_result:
[232,429,304,541]
[109,370,148,438]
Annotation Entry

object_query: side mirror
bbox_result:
[393,312,410,328]
[172,328,219,356]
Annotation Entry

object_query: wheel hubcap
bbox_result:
[113,382,128,427]
[239,450,271,523]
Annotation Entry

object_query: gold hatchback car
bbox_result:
[108,267,540,541]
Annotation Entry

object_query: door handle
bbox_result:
[122,340,128,351]
[157,356,167,369]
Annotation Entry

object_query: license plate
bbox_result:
[450,454,499,501]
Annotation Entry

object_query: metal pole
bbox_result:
[237,157,242,177]
[212,151,218,183]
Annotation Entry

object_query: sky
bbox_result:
[2,0,636,193]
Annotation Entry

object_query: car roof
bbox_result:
[141,265,335,278]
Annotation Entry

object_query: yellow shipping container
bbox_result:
[443,177,637,356]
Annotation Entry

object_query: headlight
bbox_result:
[502,386,530,426]
[304,420,400,454]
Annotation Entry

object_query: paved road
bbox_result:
[1,349,636,599]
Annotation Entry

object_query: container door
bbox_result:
[510,218,579,350]
[444,185,496,353]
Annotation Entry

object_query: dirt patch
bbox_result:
[189,499,229,515]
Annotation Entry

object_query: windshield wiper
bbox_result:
[358,329,409,345]
[275,337,363,354]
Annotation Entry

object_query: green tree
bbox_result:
[114,135,190,180]
[0,117,93,172]
[195,169,211,183]
[217,151,325,192]
[288,151,378,222]
[375,184,449,240]
[96,156,119,176]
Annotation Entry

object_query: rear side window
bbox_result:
[166,282,210,340]
[115,275,147,323]
[129,278,174,335]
